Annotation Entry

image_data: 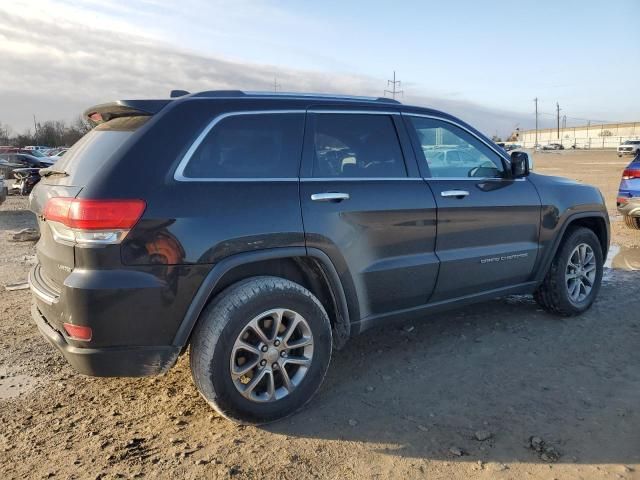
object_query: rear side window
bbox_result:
[310,113,406,178]
[182,113,304,179]
[54,116,150,184]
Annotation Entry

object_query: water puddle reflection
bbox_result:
[607,245,640,271]
[604,245,640,281]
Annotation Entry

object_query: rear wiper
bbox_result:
[39,167,69,177]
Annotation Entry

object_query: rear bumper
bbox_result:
[617,197,640,217]
[31,303,180,376]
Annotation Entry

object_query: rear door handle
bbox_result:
[440,190,469,198]
[310,192,350,202]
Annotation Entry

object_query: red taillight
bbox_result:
[44,198,146,230]
[622,168,640,180]
[63,323,92,341]
[617,197,629,204]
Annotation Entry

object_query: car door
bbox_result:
[404,114,541,302]
[300,109,439,324]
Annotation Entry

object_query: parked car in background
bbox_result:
[617,140,640,157]
[542,143,564,150]
[23,146,51,151]
[617,152,640,229]
[48,148,69,159]
[11,168,43,195]
[28,90,609,425]
[0,175,7,205]
[0,153,54,178]
[505,144,521,151]
[0,158,24,179]
[23,149,55,159]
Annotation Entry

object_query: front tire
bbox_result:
[190,276,332,424]
[624,215,640,230]
[534,227,603,316]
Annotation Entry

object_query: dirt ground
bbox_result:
[0,149,638,480]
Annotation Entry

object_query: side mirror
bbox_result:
[510,151,532,177]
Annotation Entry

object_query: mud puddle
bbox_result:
[604,245,640,282]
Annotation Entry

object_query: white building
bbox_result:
[514,121,640,149]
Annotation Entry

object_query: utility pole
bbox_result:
[534,98,538,147]
[556,102,561,139]
[384,71,403,99]
[562,115,567,129]
[273,76,281,93]
[33,114,38,135]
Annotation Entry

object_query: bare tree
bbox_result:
[0,116,93,148]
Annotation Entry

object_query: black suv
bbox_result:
[28,91,609,424]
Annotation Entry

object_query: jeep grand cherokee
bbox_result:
[29,91,609,424]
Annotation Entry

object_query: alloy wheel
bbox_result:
[230,309,314,402]
[565,243,597,304]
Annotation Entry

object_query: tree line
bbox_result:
[0,117,93,148]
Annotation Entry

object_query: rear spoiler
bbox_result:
[83,99,172,124]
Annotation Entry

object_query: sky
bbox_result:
[0,0,638,137]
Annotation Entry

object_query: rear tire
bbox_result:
[534,227,603,316]
[190,276,332,425]
[623,215,640,230]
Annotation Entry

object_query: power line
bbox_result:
[384,71,403,99]
[538,111,618,124]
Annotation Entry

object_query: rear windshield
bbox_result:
[53,116,149,184]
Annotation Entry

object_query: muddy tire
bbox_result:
[189,276,332,425]
[534,227,603,316]
[623,215,640,230]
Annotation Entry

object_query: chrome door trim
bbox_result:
[424,177,527,182]
[301,177,421,182]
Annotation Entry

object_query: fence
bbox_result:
[516,122,640,150]
[518,136,640,150]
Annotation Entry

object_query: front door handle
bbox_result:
[311,192,350,202]
[440,190,469,198]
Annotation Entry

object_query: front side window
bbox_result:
[311,113,407,178]
[183,113,304,179]
[408,116,505,178]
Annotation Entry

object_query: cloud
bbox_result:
[0,7,537,136]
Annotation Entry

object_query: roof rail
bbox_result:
[190,90,247,98]
[189,90,402,104]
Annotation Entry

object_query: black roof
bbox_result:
[84,90,474,130]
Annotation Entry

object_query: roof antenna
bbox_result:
[170,90,190,98]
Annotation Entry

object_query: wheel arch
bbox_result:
[535,211,609,283]
[173,247,353,351]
